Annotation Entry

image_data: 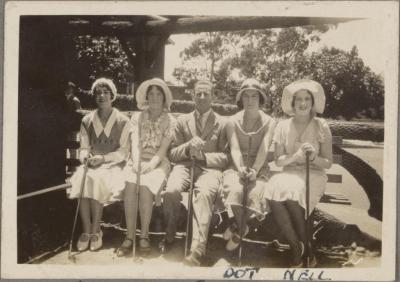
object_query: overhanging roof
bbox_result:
[38,15,359,36]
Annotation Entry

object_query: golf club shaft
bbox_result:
[185,158,195,257]
[305,152,311,267]
[68,162,88,260]
[132,115,142,260]
[239,135,252,266]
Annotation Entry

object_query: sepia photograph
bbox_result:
[1,1,398,280]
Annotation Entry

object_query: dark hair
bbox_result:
[236,90,265,110]
[146,85,166,102]
[93,83,114,99]
[291,89,315,108]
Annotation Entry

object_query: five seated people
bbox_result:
[69,76,332,267]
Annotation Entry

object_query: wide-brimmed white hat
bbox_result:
[236,78,267,105]
[91,78,118,102]
[281,79,326,116]
[135,78,173,111]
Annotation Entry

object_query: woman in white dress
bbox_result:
[117,78,176,256]
[264,79,333,267]
[68,78,130,252]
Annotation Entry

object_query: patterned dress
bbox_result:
[223,110,275,217]
[124,110,176,196]
[264,117,332,214]
[68,108,130,205]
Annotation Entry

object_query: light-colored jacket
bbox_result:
[169,110,229,170]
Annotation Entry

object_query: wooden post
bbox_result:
[146,35,168,79]
[133,35,147,86]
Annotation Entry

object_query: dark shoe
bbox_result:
[226,225,249,251]
[116,237,133,257]
[159,238,175,254]
[183,250,204,267]
[223,223,237,241]
[304,253,318,268]
[290,241,305,268]
[139,237,151,254]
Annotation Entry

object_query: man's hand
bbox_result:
[189,136,206,151]
[189,147,206,161]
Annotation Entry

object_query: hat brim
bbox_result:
[281,80,326,116]
[135,79,173,111]
[236,87,267,105]
[91,78,118,102]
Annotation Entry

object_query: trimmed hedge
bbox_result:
[171,100,239,116]
[75,90,383,142]
[76,108,384,142]
[77,91,240,116]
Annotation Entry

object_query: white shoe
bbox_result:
[90,230,103,251]
[77,233,91,251]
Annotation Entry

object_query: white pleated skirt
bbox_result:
[67,163,126,205]
[264,169,327,215]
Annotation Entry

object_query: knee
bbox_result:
[194,188,215,203]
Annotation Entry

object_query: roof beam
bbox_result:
[143,16,358,35]
[64,16,358,36]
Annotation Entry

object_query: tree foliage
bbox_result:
[72,35,134,90]
[173,32,230,88]
[306,46,384,119]
[173,26,384,120]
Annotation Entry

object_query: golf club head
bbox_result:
[132,256,144,264]
[67,253,77,263]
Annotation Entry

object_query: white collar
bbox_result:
[91,108,117,138]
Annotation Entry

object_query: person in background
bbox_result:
[65,81,82,112]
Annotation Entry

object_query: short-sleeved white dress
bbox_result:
[68,108,130,205]
[264,117,332,214]
[124,110,176,197]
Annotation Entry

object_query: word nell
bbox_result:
[284,269,331,281]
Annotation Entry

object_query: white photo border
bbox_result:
[2,1,398,280]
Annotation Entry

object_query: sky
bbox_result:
[164,18,386,84]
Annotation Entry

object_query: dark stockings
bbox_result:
[269,200,304,265]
